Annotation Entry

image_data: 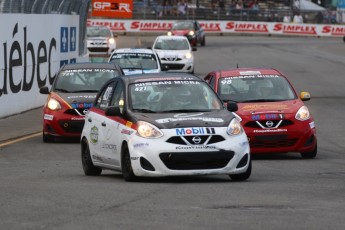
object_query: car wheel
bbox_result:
[81,138,102,176]
[43,133,54,143]
[201,37,206,46]
[121,145,137,182]
[300,144,317,159]
[229,159,251,181]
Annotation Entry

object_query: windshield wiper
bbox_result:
[243,99,283,102]
[161,109,211,113]
[71,90,99,93]
[54,88,70,93]
[223,99,238,103]
[132,108,156,113]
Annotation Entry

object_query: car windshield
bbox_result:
[218,74,297,102]
[109,53,158,69]
[54,69,120,93]
[129,80,223,113]
[172,21,193,30]
[154,39,190,50]
[87,27,112,37]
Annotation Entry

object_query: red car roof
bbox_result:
[216,68,284,77]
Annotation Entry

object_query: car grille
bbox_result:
[165,63,185,70]
[166,135,225,145]
[65,109,88,116]
[250,135,298,148]
[58,120,85,133]
[159,151,234,170]
[244,120,293,128]
[161,57,182,61]
[88,47,109,52]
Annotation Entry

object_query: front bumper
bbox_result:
[160,59,194,73]
[43,110,85,138]
[246,121,317,154]
[127,128,250,177]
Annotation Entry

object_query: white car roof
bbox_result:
[155,35,188,41]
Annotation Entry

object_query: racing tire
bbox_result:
[300,144,317,159]
[343,36,345,43]
[229,159,252,181]
[121,145,137,182]
[43,133,54,143]
[81,139,102,176]
[201,37,205,46]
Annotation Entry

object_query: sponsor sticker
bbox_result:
[90,126,99,144]
[44,114,54,120]
[121,129,133,135]
[309,121,315,129]
[253,129,287,133]
[133,143,149,148]
[175,127,216,135]
[156,117,224,124]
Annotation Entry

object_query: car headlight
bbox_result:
[167,31,172,36]
[227,118,243,136]
[108,38,115,44]
[47,98,62,111]
[295,105,310,121]
[188,30,195,36]
[185,52,192,59]
[137,121,163,138]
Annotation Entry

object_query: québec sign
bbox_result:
[0,14,79,118]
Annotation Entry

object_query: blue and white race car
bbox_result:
[81,73,251,181]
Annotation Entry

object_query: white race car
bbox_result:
[108,48,168,75]
[152,35,196,74]
[81,73,251,182]
[86,26,116,57]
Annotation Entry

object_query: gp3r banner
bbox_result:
[91,0,133,18]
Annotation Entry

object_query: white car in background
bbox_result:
[86,26,116,57]
[152,35,196,74]
[108,48,168,75]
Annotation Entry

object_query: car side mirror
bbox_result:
[105,106,121,116]
[192,47,197,51]
[300,92,311,101]
[226,101,238,112]
[39,86,50,94]
[161,64,169,71]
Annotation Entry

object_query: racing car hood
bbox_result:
[131,110,234,129]
[54,92,97,109]
[155,50,190,59]
[236,100,305,116]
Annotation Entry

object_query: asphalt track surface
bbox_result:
[0,35,345,230]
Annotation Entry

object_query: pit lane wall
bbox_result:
[88,19,345,37]
[0,14,83,118]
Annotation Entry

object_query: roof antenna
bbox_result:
[237,63,239,68]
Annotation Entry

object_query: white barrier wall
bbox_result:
[88,19,345,37]
[0,14,81,118]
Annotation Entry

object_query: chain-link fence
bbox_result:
[0,0,91,56]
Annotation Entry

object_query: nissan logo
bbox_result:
[266,121,274,127]
[192,136,202,144]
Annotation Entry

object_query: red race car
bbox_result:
[204,68,317,158]
[39,62,124,142]
[167,20,205,47]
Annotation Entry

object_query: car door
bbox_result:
[101,79,126,167]
[87,81,117,163]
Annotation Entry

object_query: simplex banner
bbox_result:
[0,14,80,118]
[87,19,345,37]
